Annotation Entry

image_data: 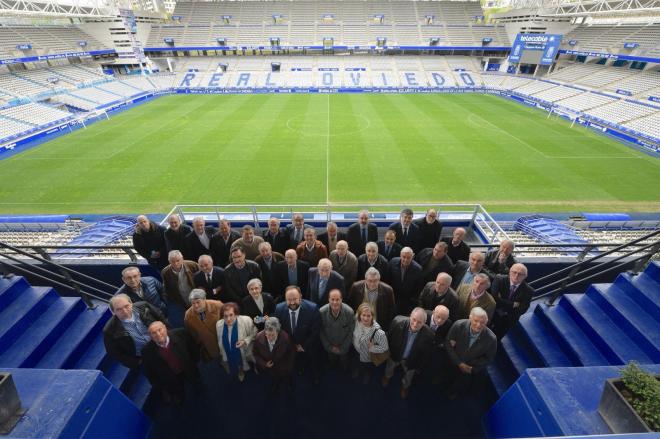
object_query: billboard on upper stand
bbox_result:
[509,34,561,65]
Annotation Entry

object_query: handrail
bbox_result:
[528,229,660,305]
[529,229,660,287]
[0,241,119,307]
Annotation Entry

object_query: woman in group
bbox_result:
[352,302,389,385]
[252,317,295,393]
[216,302,257,382]
[241,278,276,331]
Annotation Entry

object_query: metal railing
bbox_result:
[0,241,120,308]
[529,229,660,305]
[162,203,511,243]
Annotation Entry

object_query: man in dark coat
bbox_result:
[415,241,454,284]
[274,249,310,299]
[347,267,396,331]
[223,247,261,302]
[490,263,534,339]
[413,208,443,250]
[164,214,192,253]
[184,216,216,262]
[346,209,378,256]
[262,217,290,256]
[445,307,497,398]
[388,247,424,315]
[142,321,200,404]
[103,294,168,369]
[192,255,224,301]
[210,219,240,268]
[442,227,471,263]
[132,215,168,269]
[382,308,434,398]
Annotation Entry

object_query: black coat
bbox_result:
[184,227,216,262]
[223,260,262,303]
[413,217,443,250]
[388,222,421,252]
[388,258,424,314]
[377,240,403,261]
[241,292,276,331]
[442,237,470,263]
[425,311,453,349]
[451,261,489,290]
[484,250,517,278]
[490,275,534,336]
[255,253,284,297]
[387,316,434,370]
[346,223,379,256]
[274,260,310,297]
[103,302,167,369]
[210,231,241,268]
[418,282,459,321]
[318,231,348,252]
[262,228,290,255]
[132,222,168,268]
[306,268,345,305]
[192,267,225,301]
[141,328,200,395]
[415,248,454,283]
[357,254,390,283]
[165,224,192,253]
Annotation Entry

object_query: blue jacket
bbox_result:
[115,276,167,312]
[274,299,321,352]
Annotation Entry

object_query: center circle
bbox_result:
[286,112,371,137]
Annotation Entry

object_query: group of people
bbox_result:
[106,208,535,403]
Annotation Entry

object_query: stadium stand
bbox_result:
[0,25,106,59]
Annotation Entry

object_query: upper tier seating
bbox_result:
[0,25,106,60]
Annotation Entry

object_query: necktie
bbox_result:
[403,227,408,237]
[319,278,327,301]
[290,311,297,332]
[295,229,301,242]
[206,273,212,286]
[199,312,205,322]
[361,227,367,243]
[509,284,518,300]
[385,245,390,257]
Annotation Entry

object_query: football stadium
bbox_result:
[0,0,659,437]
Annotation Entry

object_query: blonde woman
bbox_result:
[352,302,389,384]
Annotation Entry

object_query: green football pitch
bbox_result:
[0,93,658,214]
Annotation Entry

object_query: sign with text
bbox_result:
[509,34,561,65]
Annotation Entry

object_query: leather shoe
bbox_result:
[381,376,391,387]
[400,386,409,399]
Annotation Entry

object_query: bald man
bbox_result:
[132,214,168,269]
[490,263,534,339]
[141,321,200,404]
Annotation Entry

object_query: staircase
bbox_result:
[488,261,660,396]
[0,275,152,408]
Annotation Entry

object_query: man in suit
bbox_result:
[388,208,420,252]
[164,214,192,254]
[192,255,224,301]
[184,216,215,262]
[413,208,443,250]
[103,294,168,369]
[223,247,261,303]
[210,220,240,268]
[357,241,390,282]
[262,217,290,255]
[329,240,358,290]
[456,274,496,322]
[348,267,396,331]
[230,225,264,261]
[254,241,284,295]
[274,286,322,382]
[382,308,434,398]
[491,263,534,339]
[484,239,517,278]
[274,249,310,300]
[132,215,168,269]
[183,289,223,361]
[318,222,347,254]
[142,321,200,404]
[415,241,454,284]
[442,227,471,263]
[418,272,458,320]
[388,247,424,315]
[307,258,345,305]
[286,213,310,248]
[161,250,198,309]
[346,209,378,256]
[451,251,488,291]
[445,307,497,397]
[296,228,328,268]
[426,305,453,384]
[378,230,403,262]
[115,266,167,313]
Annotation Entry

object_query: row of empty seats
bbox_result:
[561,24,660,56]
[0,25,105,60]
[171,0,485,26]
[0,102,71,126]
[147,22,508,47]
[548,63,659,98]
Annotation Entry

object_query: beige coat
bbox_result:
[216,315,257,370]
